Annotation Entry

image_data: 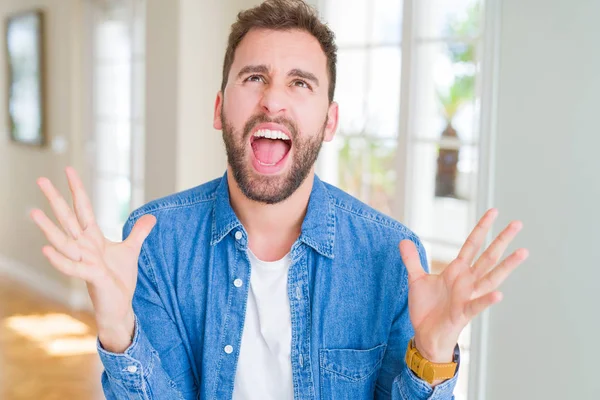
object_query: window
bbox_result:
[318,0,404,216]
[318,0,487,398]
[87,0,146,242]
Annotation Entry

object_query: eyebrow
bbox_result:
[236,64,320,87]
[237,64,269,79]
[288,68,320,87]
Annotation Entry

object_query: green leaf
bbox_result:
[437,74,475,120]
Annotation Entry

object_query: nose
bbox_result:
[259,84,288,116]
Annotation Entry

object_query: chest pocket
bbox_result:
[319,343,387,400]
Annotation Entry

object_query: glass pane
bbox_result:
[94,63,132,119]
[421,240,451,272]
[94,17,130,62]
[336,136,397,215]
[366,47,401,138]
[131,183,144,211]
[95,120,131,177]
[6,12,43,145]
[325,0,369,46]
[95,176,131,242]
[422,239,460,269]
[132,0,146,57]
[455,324,471,400]
[132,60,145,122]
[412,42,479,141]
[371,0,403,44]
[131,122,145,184]
[409,142,477,249]
[415,0,481,39]
[316,139,340,186]
[335,49,368,135]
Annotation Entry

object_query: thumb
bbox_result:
[399,239,426,283]
[124,214,157,251]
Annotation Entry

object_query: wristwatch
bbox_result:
[404,338,460,384]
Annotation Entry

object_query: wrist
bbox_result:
[97,310,135,354]
[413,335,455,364]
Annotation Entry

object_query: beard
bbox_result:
[221,109,326,205]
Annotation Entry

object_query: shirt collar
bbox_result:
[210,172,335,259]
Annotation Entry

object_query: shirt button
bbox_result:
[126,365,138,373]
[233,278,243,288]
[234,231,243,240]
[224,345,234,354]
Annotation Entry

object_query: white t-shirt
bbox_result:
[232,249,294,400]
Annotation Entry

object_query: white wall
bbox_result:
[483,0,599,398]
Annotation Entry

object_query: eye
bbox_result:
[292,79,312,90]
[245,74,265,83]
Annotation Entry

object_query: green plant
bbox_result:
[435,2,481,199]
[437,2,480,123]
[337,135,397,214]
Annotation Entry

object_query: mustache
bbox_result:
[242,113,299,142]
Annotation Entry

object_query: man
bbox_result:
[31,0,528,398]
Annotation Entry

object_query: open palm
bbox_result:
[31,167,156,341]
[399,209,529,362]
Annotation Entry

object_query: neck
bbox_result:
[227,167,314,261]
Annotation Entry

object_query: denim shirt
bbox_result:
[97,173,458,399]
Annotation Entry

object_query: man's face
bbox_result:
[214,28,338,204]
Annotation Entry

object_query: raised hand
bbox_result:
[399,208,529,365]
[30,166,156,353]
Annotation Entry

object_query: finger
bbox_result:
[472,220,523,279]
[465,291,503,320]
[42,245,98,282]
[37,177,82,239]
[65,166,97,232]
[399,239,426,283]
[473,248,529,298]
[31,209,83,261]
[456,208,498,265]
[124,215,157,251]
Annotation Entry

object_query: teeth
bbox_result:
[257,160,277,166]
[253,129,291,141]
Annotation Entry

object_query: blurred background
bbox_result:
[0,0,598,399]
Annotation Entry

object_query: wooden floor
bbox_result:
[0,277,104,400]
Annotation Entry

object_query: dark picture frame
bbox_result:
[5,10,46,147]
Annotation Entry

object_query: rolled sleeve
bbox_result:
[394,362,458,400]
[97,313,158,392]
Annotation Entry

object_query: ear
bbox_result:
[323,101,339,142]
[213,91,223,130]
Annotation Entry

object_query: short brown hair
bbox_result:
[221,0,337,102]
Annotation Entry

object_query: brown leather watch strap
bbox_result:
[405,338,458,384]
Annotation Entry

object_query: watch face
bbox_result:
[453,343,461,364]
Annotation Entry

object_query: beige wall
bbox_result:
[0,0,284,307]
[0,0,83,299]
[144,0,179,201]
[145,0,265,200]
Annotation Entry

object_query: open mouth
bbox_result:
[249,124,292,173]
